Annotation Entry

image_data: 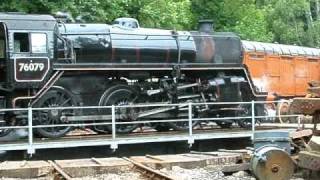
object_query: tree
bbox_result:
[2,0,320,47]
[231,8,273,42]
[267,0,308,45]
[191,0,273,42]
[139,0,195,30]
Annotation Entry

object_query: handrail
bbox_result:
[0,100,304,155]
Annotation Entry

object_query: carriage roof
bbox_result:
[242,40,320,57]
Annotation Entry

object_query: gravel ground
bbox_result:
[70,165,305,180]
[0,172,145,180]
[0,166,307,180]
[160,166,305,180]
[0,178,50,180]
[72,172,145,180]
[160,166,254,180]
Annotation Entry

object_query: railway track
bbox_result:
[48,160,72,180]
[50,157,174,180]
[0,151,246,179]
[123,157,175,180]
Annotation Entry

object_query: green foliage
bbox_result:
[1,0,320,47]
[267,0,309,45]
[224,2,274,42]
[139,0,194,30]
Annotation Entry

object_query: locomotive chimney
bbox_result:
[198,20,214,33]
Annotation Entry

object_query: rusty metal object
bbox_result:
[250,146,294,180]
[308,136,320,152]
[307,81,320,97]
[308,81,320,88]
[290,129,313,139]
[296,135,320,178]
[298,151,320,171]
[290,81,320,134]
[291,81,320,115]
[307,87,320,97]
[290,98,320,115]
[253,131,291,153]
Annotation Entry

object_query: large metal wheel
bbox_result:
[34,86,77,138]
[97,85,139,134]
[152,123,171,132]
[251,146,294,180]
[0,118,12,137]
[168,109,199,131]
[216,121,233,128]
[169,121,199,131]
[214,111,234,129]
[237,104,265,128]
[237,104,253,128]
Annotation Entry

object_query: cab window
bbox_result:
[0,39,4,58]
[31,33,47,53]
[14,32,47,53]
[14,33,29,52]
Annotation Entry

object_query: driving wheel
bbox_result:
[97,85,139,134]
[34,86,77,138]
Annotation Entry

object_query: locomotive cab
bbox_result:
[0,22,7,85]
[0,13,59,109]
[0,13,73,137]
[0,22,7,110]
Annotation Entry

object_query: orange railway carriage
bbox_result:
[242,40,320,99]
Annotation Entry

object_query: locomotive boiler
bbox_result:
[0,13,265,138]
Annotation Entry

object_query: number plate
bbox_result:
[14,57,50,82]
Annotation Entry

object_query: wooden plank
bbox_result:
[123,157,174,180]
[190,151,219,156]
[0,161,52,178]
[91,157,104,165]
[55,158,132,177]
[218,149,249,153]
[145,154,164,161]
[221,163,250,173]
[48,160,72,180]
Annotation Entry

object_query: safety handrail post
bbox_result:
[27,107,35,155]
[188,102,194,146]
[112,105,116,140]
[251,100,255,140]
[110,105,118,150]
[188,102,193,137]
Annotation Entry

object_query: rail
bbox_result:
[123,157,174,180]
[0,100,304,155]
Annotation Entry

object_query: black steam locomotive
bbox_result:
[0,13,266,138]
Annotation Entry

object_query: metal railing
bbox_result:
[0,100,303,155]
